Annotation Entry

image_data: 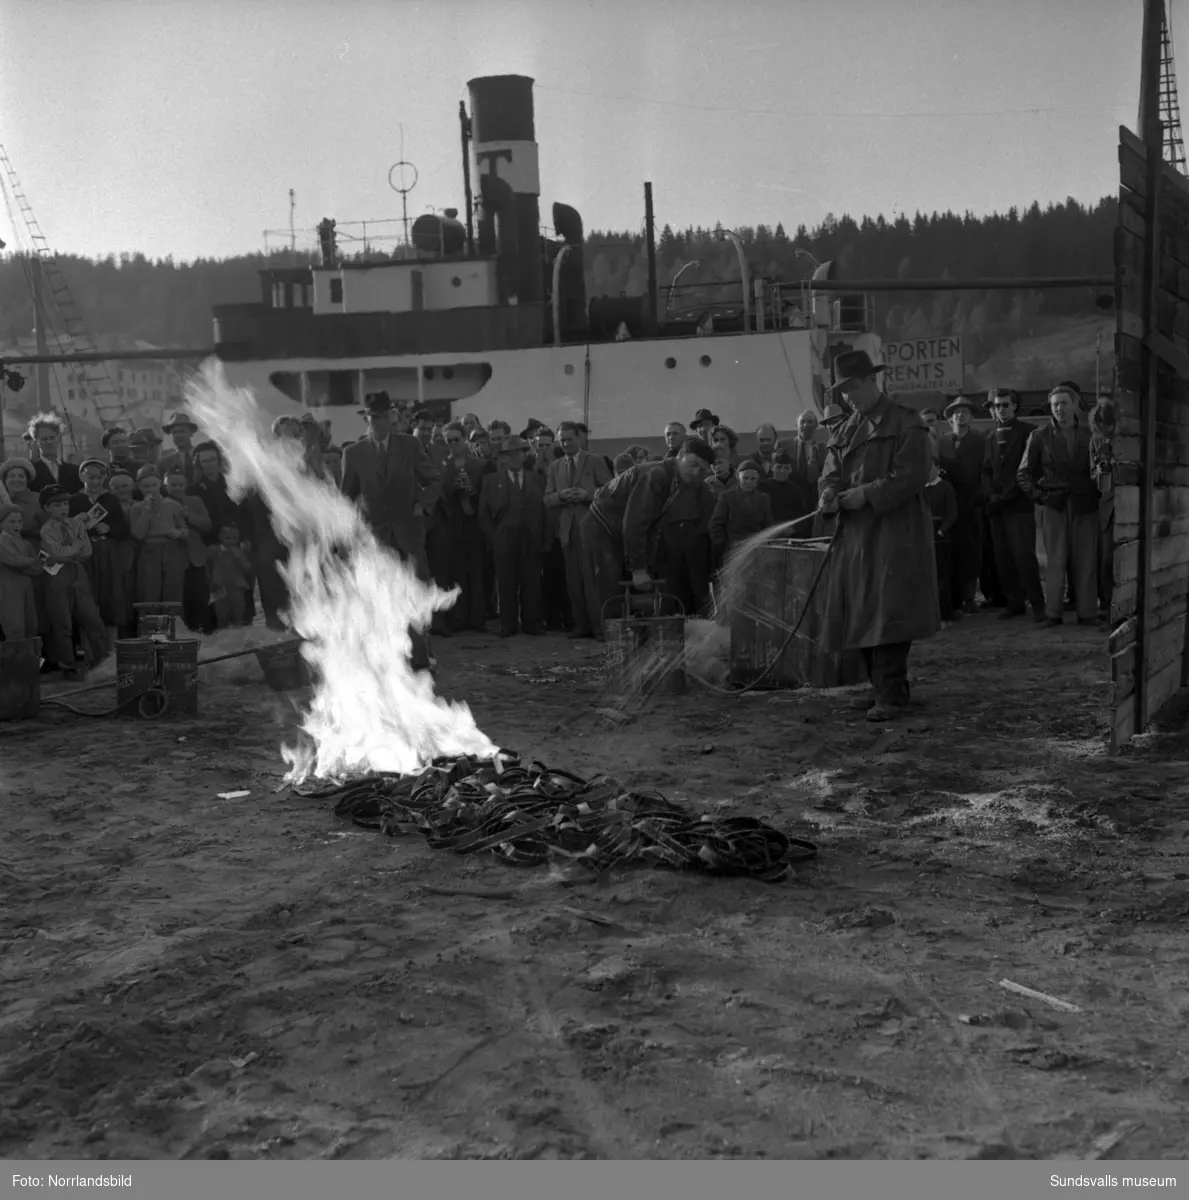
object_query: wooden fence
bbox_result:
[1110,126,1189,747]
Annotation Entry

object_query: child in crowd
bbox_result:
[130,466,187,605]
[612,452,635,476]
[706,451,736,498]
[69,459,131,636]
[709,459,774,561]
[0,504,41,639]
[37,486,110,678]
[207,525,252,628]
[165,468,213,632]
[106,470,139,635]
[924,428,959,623]
[759,450,810,524]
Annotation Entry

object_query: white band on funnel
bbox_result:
[472,140,540,196]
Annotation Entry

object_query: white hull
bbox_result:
[216,328,856,451]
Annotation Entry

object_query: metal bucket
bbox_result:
[116,639,159,714]
[158,638,200,716]
[255,639,310,692]
[0,637,41,721]
[134,601,182,639]
[604,615,687,697]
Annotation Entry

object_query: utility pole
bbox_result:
[289,189,296,254]
[644,182,658,336]
[31,256,50,409]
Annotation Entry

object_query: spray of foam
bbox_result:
[186,362,496,783]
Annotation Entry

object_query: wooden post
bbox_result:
[1135,0,1165,733]
[644,182,658,337]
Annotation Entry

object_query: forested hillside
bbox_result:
[0,196,1116,388]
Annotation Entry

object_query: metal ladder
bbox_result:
[0,143,130,433]
[1159,4,1187,173]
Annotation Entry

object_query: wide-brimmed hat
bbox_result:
[822,403,850,427]
[130,426,163,445]
[943,396,975,417]
[0,457,36,484]
[162,411,198,433]
[691,407,720,426]
[828,350,886,392]
[502,435,529,453]
[359,391,393,417]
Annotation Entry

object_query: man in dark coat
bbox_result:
[412,408,452,637]
[1017,384,1099,627]
[438,422,489,633]
[657,453,717,616]
[938,396,987,615]
[545,422,612,638]
[530,424,572,631]
[340,392,442,669]
[586,438,715,620]
[818,351,939,722]
[981,387,1044,622]
[478,436,546,637]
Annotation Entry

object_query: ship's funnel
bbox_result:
[468,75,542,306]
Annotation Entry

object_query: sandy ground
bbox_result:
[2,612,1189,1162]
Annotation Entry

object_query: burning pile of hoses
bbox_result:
[296,752,816,882]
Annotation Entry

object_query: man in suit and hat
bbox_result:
[478,435,547,637]
[411,408,452,637]
[158,412,202,485]
[341,392,443,669]
[690,408,720,443]
[546,421,613,639]
[938,395,987,616]
[818,350,939,722]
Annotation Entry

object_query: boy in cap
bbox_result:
[710,459,774,561]
[38,485,110,678]
[129,465,188,605]
[938,396,986,616]
[759,450,810,524]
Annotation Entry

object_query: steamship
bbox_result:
[212,75,881,454]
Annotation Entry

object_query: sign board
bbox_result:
[881,336,964,394]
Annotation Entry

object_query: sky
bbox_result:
[0,0,1162,263]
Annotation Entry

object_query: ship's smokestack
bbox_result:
[467,74,542,307]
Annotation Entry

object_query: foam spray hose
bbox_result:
[719,510,844,696]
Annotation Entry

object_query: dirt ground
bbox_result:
[2,611,1189,1162]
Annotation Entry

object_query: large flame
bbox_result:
[186,363,496,783]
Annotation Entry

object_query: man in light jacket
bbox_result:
[818,351,939,722]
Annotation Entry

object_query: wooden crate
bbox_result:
[728,539,865,689]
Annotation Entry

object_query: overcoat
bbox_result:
[818,394,941,651]
[340,434,442,559]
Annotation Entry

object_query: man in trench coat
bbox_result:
[818,351,940,722]
[340,391,442,671]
